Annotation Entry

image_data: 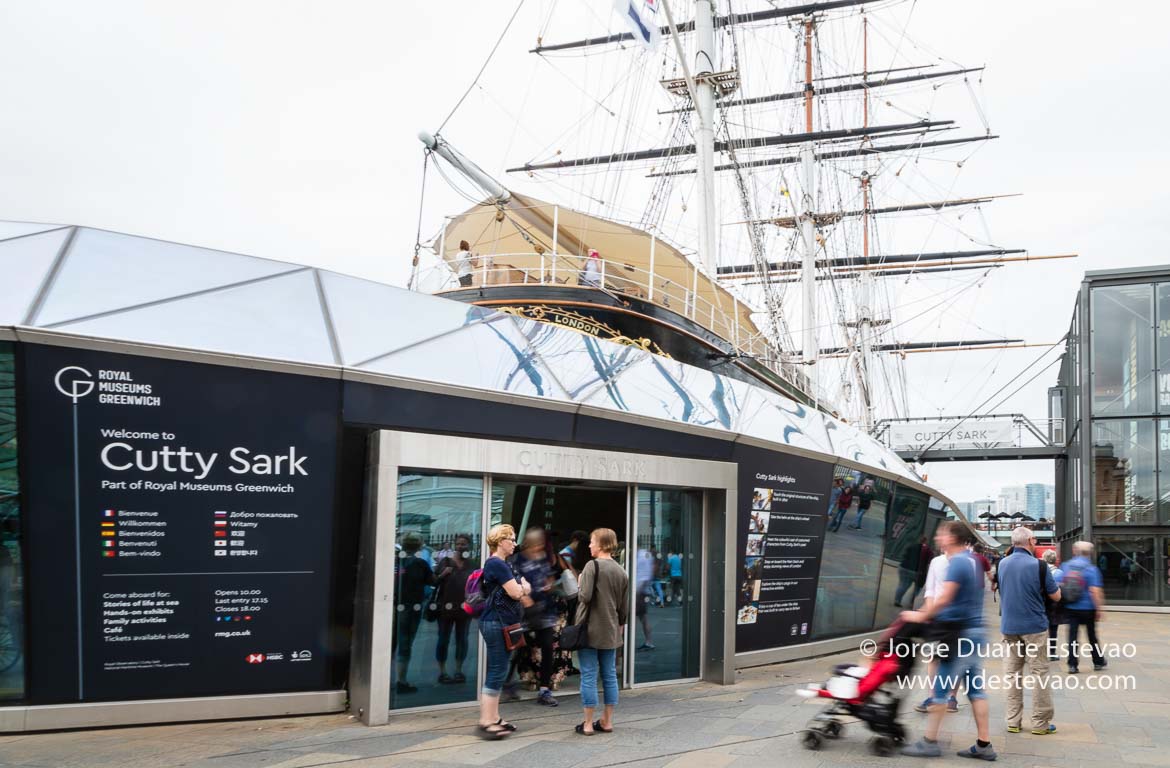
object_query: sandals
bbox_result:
[495,718,517,732]
[593,719,614,733]
[478,723,510,740]
[575,722,595,736]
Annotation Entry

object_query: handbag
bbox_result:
[559,561,597,651]
[503,622,527,651]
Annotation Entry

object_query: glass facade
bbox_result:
[1091,419,1156,525]
[811,467,890,639]
[390,473,483,710]
[1091,284,1154,417]
[0,342,22,700]
[634,488,702,683]
[873,484,931,628]
[1094,535,1156,603]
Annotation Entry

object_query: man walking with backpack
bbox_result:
[1060,541,1107,674]
[996,527,1061,735]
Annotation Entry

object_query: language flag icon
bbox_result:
[103,509,117,518]
[103,540,115,548]
[214,520,227,527]
[215,540,227,547]
[214,511,227,518]
[102,550,116,558]
[100,521,115,529]
[214,550,227,557]
[214,530,227,538]
[100,531,116,538]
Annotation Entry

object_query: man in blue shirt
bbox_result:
[997,528,1060,735]
[1060,541,1107,673]
[901,521,996,761]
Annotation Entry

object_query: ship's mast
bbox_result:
[856,14,877,431]
[799,18,818,366]
[693,0,719,275]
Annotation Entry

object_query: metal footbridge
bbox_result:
[874,413,1067,463]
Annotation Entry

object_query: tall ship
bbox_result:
[410,0,1059,429]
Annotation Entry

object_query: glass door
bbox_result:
[632,487,702,684]
[390,473,483,710]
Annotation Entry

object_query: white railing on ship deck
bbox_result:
[415,253,774,363]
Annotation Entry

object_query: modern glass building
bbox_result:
[0,220,969,730]
[1053,265,1170,606]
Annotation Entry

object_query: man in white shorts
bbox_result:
[914,527,959,714]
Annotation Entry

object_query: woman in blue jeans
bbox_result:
[573,527,629,736]
[477,524,531,740]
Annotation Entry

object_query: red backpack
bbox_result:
[462,568,487,616]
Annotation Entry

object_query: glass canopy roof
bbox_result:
[0,221,918,481]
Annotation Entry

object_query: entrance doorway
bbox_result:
[493,480,628,701]
[354,430,738,726]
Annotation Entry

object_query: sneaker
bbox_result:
[638,643,656,650]
[1006,725,1021,734]
[537,689,558,707]
[957,743,998,761]
[1093,662,1108,671]
[947,697,959,713]
[901,739,942,757]
[1031,724,1056,735]
[438,673,453,684]
[1067,667,1079,674]
[453,672,467,683]
[914,696,932,713]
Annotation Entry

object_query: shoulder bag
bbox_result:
[559,561,597,651]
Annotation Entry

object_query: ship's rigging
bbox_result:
[413,0,1075,435]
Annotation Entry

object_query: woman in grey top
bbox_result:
[574,527,629,735]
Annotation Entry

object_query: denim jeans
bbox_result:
[479,619,509,695]
[828,507,847,531]
[578,648,618,709]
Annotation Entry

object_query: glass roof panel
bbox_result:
[358,316,568,400]
[52,270,334,364]
[735,387,835,455]
[520,324,646,400]
[0,228,71,324]
[0,221,65,240]
[318,270,493,365]
[582,354,724,427]
[37,228,301,326]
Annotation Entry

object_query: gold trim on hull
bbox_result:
[494,304,672,358]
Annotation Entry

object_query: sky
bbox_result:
[2,0,1168,503]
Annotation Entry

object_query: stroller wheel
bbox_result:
[824,721,843,739]
[802,731,824,751]
[870,736,896,757]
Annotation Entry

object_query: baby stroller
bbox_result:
[796,619,922,756]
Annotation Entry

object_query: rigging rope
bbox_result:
[408,150,431,291]
[436,0,527,134]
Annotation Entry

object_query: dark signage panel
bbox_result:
[733,444,832,653]
[20,344,340,703]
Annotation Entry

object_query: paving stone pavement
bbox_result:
[1,602,1166,768]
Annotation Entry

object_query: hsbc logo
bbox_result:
[246,653,266,664]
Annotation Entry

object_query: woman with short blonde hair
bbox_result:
[476,523,530,739]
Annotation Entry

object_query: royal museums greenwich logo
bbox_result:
[54,365,161,408]
[55,366,95,403]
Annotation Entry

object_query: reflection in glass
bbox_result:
[1093,420,1156,524]
[1094,535,1156,603]
[0,343,23,700]
[1158,284,1170,412]
[812,467,889,639]
[390,473,483,710]
[1091,284,1154,416]
[873,486,931,629]
[634,488,702,683]
[0,228,71,325]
